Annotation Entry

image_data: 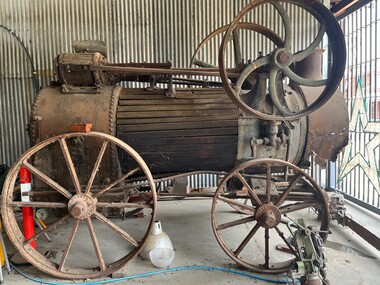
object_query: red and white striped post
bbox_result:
[19,167,36,249]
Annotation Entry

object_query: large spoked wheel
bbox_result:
[219,0,346,120]
[211,158,329,273]
[1,132,157,279]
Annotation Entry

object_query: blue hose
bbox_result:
[11,264,297,285]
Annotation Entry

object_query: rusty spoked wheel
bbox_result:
[1,132,157,279]
[219,0,346,120]
[211,158,329,273]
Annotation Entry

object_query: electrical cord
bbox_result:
[10,263,298,285]
[0,24,40,96]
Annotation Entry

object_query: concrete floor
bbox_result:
[1,198,380,285]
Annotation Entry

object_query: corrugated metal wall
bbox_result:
[0,0,320,171]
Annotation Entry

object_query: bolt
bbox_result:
[277,50,291,65]
[70,201,87,219]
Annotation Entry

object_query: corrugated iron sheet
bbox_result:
[1,0,318,176]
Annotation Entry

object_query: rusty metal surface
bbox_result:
[117,88,239,173]
[302,86,349,166]
[30,86,121,142]
[236,85,308,166]
[1,132,157,279]
[56,52,110,87]
[343,216,380,251]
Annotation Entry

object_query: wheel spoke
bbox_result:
[22,160,72,199]
[85,140,108,195]
[85,217,106,272]
[10,201,67,208]
[264,228,270,268]
[232,29,242,66]
[96,202,152,209]
[275,173,303,207]
[234,223,260,256]
[94,167,140,198]
[217,215,257,231]
[280,201,319,214]
[235,56,270,90]
[274,226,299,258]
[235,172,263,206]
[269,68,291,116]
[270,0,292,49]
[93,212,139,247]
[283,66,327,86]
[58,219,80,272]
[266,163,272,203]
[217,195,256,213]
[292,23,326,62]
[59,138,81,194]
[23,214,71,246]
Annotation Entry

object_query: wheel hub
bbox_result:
[255,204,281,228]
[274,48,293,67]
[68,193,97,220]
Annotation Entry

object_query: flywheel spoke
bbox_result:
[292,23,326,62]
[235,56,269,90]
[269,68,291,116]
[270,0,292,49]
[283,66,327,86]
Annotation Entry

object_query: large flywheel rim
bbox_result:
[1,132,157,279]
[219,0,346,121]
[190,22,284,68]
